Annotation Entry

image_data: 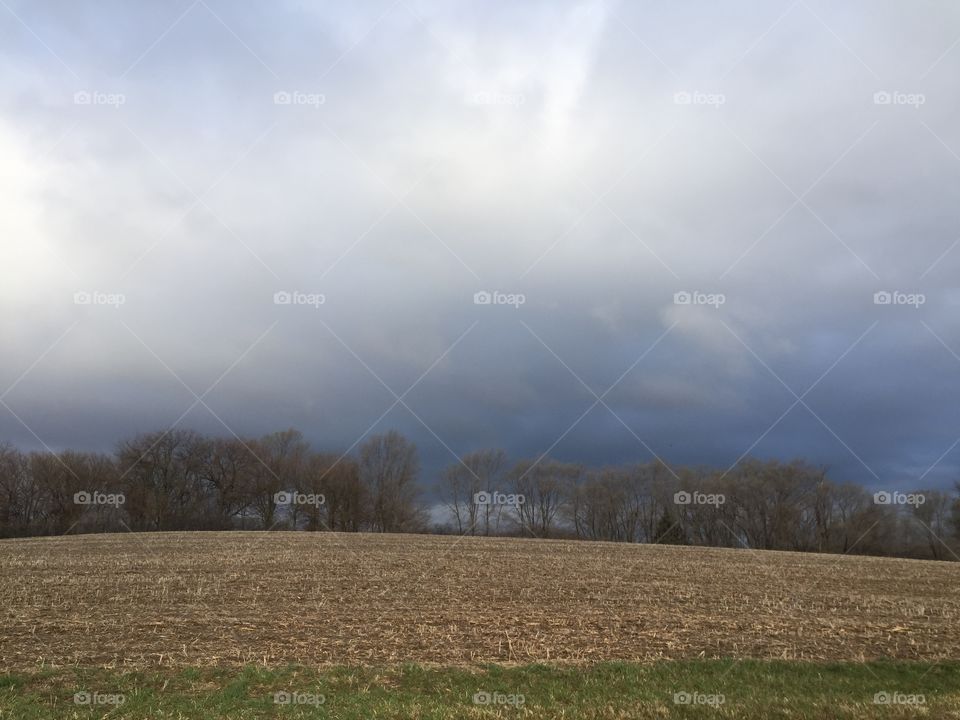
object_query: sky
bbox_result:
[1,0,960,493]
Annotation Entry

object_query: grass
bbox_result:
[2,660,958,719]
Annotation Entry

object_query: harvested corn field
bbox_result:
[1,531,958,670]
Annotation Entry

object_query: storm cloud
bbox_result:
[2,0,960,491]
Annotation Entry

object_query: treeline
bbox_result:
[0,428,958,561]
[439,451,960,560]
[0,429,423,537]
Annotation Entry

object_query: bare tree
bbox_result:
[823,482,897,555]
[439,449,507,535]
[0,445,40,536]
[117,429,208,531]
[199,437,256,528]
[725,459,821,551]
[359,431,424,533]
[911,490,953,560]
[954,480,960,542]
[304,453,366,531]
[569,467,633,541]
[631,462,674,543]
[248,429,309,529]
[510,458,580,538]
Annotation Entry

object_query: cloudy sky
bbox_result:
[2,0,959,491]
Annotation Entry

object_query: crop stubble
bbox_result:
[0,531,957,669]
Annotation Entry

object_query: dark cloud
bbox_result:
[2,0,960,493]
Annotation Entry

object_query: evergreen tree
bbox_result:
[654,508,687,545]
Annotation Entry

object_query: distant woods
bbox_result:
[0,429,424,538]
[0,429,958,561]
